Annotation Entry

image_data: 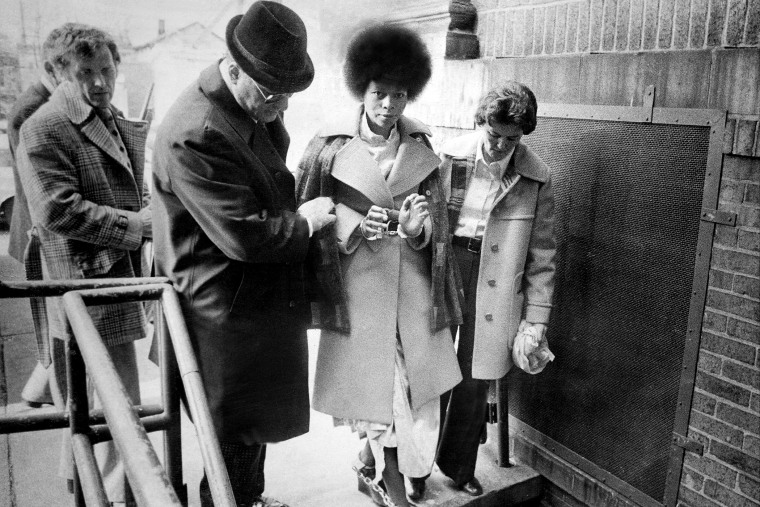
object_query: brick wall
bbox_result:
[681,154,760,507]
[474,0,759,57]
[472,0,760,159]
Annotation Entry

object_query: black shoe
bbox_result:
[251,497,289,507]
[458,477,483,496]
[406,476,426,502]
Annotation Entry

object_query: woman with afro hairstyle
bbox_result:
[297,23,464,506]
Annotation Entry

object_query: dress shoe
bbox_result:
[406,476,426,502]
[22,399,53,409]
[251,496,289,507]
[458,477,483,496]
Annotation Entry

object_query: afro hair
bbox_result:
[344,23,432,102]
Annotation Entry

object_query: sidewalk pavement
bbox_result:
[0,230,541,507]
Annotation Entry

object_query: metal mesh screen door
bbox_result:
[508,107,723,506]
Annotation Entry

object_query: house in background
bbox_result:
[123,22,225,128]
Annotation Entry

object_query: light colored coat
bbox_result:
[439,132,556,379]
[17,80,149,346]
[310,113,463,425]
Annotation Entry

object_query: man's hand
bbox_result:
[398,193,428,238]
[297,197,336,233]
[138,206,152,239]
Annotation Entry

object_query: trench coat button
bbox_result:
[491,244,499,253]
[488,279,496,287]
[425,190,431,196]
[485,313,493,321]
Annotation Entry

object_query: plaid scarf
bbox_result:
[445,154,518,234]
[446,155,475,234]
[297,133,464,334]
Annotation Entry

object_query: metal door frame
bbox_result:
[507,94,727,507]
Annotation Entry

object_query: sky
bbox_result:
[0,0,390,49]
[0,0,253,47]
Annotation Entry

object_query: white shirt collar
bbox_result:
[475,136,514,180]
[360,112,400,146]
[40,73,57,95]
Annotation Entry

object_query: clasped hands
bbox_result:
[360,193,429,240]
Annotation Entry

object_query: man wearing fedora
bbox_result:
[152,2,334,506]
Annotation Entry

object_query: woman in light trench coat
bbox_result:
[297,24,463,506]
[435,82,557,496]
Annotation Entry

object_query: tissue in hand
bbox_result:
[512,325,555,374]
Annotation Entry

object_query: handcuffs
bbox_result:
[362,208,401,239]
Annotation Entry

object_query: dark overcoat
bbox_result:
[8,80,51,263]
[152,64,312,442]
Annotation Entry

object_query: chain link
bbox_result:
[352,465,398,507]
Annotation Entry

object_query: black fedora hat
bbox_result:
[226,1,314,93]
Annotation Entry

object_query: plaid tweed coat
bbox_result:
[16,80,149,346]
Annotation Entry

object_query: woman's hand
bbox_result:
[398,193,428,238]
[518,319,547,340]
[360,205,388,239]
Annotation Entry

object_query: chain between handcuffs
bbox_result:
[352,465,398,507]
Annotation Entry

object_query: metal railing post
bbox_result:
[160,286,235,506]
[496,377,511,467]
[0,278,235,506]
[63,291,182,507]
[67,339,109,506]
[159,308,186,502]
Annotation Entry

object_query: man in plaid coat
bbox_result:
[16,24,151,506]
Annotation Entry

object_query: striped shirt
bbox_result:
[453,138,515,238]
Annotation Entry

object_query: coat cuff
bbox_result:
[335,203,366,254]
[114,210,144,251]
[403,216,431,250]
[525,303,552,324]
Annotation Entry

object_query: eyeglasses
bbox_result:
[253,80,292,104]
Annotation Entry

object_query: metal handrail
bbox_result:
[0,277,170,298]
[65,289,181,506]
[0,278,235,506]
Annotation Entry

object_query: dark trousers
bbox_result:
[200,442,266,507]
[436,244,489,485]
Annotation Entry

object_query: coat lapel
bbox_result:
[331,136,395,208]
[80,114,128,168]
[199,63,290,177]
[322,109,437,207]
[252,120,290,174]
[54,81,146,175]
[114,115,148,184]
[386,134,441,195]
